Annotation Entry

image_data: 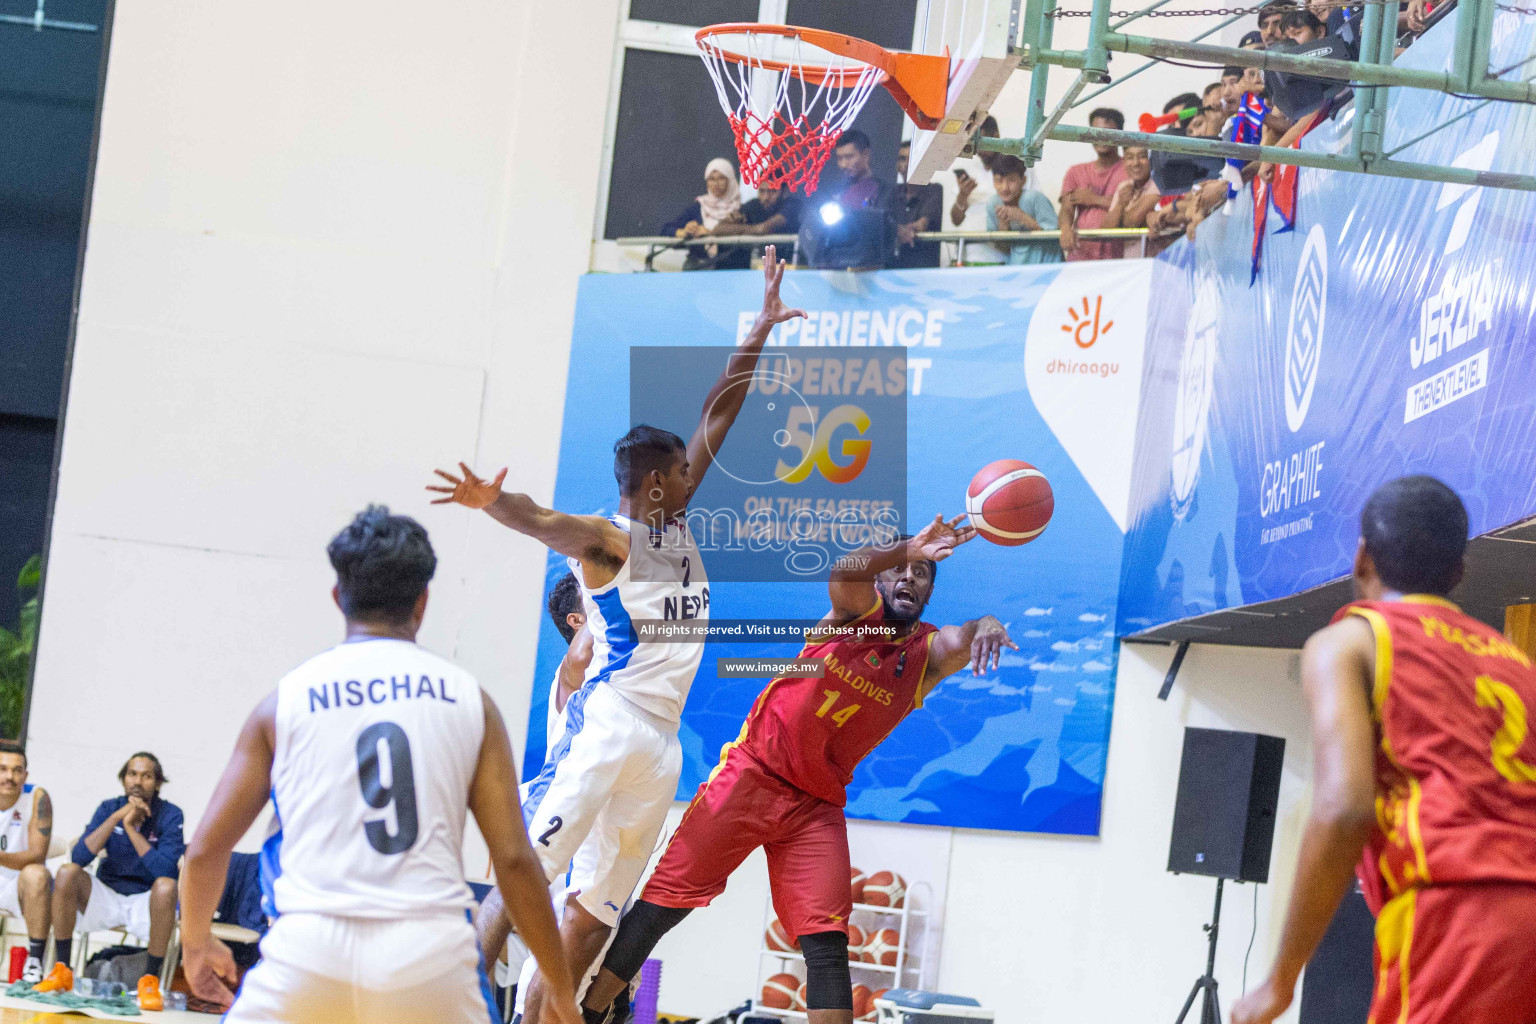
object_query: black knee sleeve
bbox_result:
[799,931,853,1011]
[601,901,691,984]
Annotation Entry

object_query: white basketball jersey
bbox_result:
[266,638,485,919]
[0,787,35,878]
[573,515,708,724]
[545,668,566,753]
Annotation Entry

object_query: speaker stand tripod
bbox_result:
[1174,877,1228,1024]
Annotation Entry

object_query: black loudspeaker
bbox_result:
[1298,884,1376,1024]
[1167,727,1286,883]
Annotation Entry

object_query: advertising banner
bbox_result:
[1120,14,1536,635]
[534,260,1151,834]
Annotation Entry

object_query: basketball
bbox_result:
[966,459,1054,546]
[868,988,891,1020]
[865,927,901,966]
[763,973,801,1010]
[850,866,868,904]
[846,923,867,960]
[852,984,875,1020]
[766,918,800,952]
[795,982,808,1011]
[862,870,906,908]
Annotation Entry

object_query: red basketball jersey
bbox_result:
[733,600,940,807]
[1337,596,1536,914]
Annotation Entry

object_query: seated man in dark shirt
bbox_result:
[713,185,804,237]
[708,185,804,265]
[891,139,943,269]
[37,752,184,1010]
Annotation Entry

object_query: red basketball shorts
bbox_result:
[1370,882,1536,1024]
[641,746,852,939]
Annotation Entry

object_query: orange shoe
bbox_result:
[33,962,73,993]
[137,974,163,1011]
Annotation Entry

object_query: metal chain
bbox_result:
[1046,0,1534,15]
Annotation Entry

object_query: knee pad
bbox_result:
[799,931,853,1011]
[600,901,691,984]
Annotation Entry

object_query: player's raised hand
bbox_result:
[909,513,978,564]
[758,244,807,326]
[968,616,1019,676]
[183,935,239,1011]
[427,463,507,509]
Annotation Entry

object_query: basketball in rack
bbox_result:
[695,24,950,194]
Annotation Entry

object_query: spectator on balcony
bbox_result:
[1159,92,1203,135]
[943,115,1006,265]
[660,158,750,271]
[1282,8,1329,44]
[1257,1,1288,45]
[1239,29,1266,48]
[797,130,896,270]
[891,140,944,269]
[1103,146,1162,256]
[710,184,804,239]
[1202,81,1224,115]
[985,155,1060,265]
[1059,107,1127,260]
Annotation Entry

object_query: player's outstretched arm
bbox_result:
[181,692,279,1011]
[927,614,1019,681]
[1232,617,1377,1024]
[470,691,582,1024]
[685,245,806,492]
[428,463,628,579]
[823,514,975,626]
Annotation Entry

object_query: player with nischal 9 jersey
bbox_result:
[579,513,1019,1024]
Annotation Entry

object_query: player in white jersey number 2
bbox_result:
[179,507,580,1024]
[430,247,806,1024]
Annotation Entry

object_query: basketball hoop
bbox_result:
[695,24,949,194]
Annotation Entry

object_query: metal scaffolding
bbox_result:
[987,0,1536,190]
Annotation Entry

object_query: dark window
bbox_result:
[784,0,918,51]
[628,0,758,26]
[604,48,740,239]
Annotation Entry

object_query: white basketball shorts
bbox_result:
[520,682,680,928]
[78,875,154,941]
[225,912,495,1024]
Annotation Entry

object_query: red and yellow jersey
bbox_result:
[1337,596,1536,914]
[732,600,940,807]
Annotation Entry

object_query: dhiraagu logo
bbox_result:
[1284,224,1327,433]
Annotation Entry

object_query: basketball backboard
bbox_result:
[908,0,1023,185]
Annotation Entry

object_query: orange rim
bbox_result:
[696,22,949,127]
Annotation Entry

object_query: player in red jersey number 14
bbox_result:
[579,512,1017,1024]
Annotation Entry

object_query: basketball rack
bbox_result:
[994,0,1536,191]
[752,881,934,1020]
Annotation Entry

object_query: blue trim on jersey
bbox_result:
[470,909,501,1024]
[520,585,638,825]
[478,963,500,1024]
[258,789,283,920]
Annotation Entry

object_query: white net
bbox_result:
[697,29,885,193]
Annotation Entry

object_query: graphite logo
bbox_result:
[1284,224,1327,433]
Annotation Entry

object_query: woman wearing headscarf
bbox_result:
[660,158,749,270]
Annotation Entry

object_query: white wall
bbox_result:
[32,7,1320,1024]
[30,0,626,858]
